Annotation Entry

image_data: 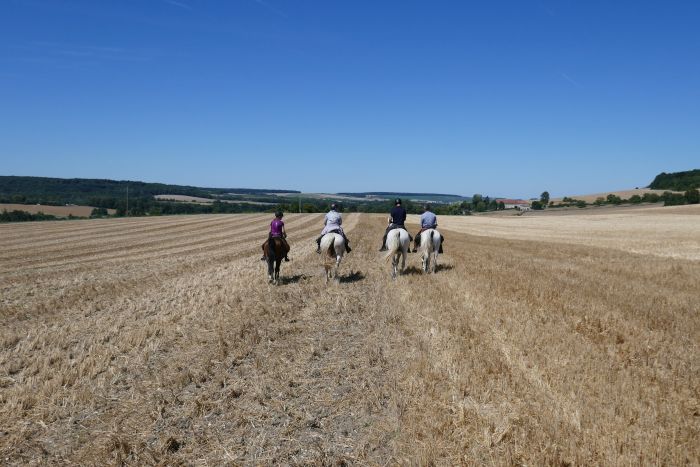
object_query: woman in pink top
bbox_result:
[261,211,290,261]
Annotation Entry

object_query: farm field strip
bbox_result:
[0,215,329,320]
[0,214,272,253]
[0,214,319,271]
[0,216,324,310]
[0,215,219,243]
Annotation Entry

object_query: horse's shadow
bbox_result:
[435,264,454,272]
[338,270,365,283]
[402,263,454,275]
[279,274,307,285]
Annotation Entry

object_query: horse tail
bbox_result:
[326,234,336,257]
[430,230,435,246]
[267,238,276,262]
[384,231,401,262]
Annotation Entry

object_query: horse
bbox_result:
[320,232,346,283]
[418,228,441,273]
[263,237,285,284]
[384,228,410,279]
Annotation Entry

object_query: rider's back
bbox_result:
[390,206,407,226]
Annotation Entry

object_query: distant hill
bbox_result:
[338,192,470,203]
[0,176,299,206]
[648,169,700,191]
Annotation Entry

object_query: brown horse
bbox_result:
[263,237,285,284]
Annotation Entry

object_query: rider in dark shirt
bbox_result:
[379,198,412,251]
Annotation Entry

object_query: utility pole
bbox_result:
[126,184,129,217]
[298,195,301,214]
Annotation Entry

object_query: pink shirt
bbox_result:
[270,218,284,236]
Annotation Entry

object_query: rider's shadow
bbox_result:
[338,270,365,283]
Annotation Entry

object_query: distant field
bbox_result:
[155,194,274,205]
[552,188,683,203]
[0,203,116,217]
[1,210,698,464]
[430,203,700,260]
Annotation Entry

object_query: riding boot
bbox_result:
[439,235,445,253]
[316,235,322,254]
[260,244,266,261]
[342,234,352,253]
[379,233,388,251]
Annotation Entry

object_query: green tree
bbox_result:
[540,191,550,206]
[685,189,699,204]
[531,200,543,210]
[606,194,622,205]
[90,207,109,217]
[629,195,642,204]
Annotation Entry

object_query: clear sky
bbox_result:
[1,0,698,197]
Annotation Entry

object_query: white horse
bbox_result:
[418,228,441,273]
[320,232,346,283]
[384,228,410,279]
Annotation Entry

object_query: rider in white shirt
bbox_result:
[316,203,352,253]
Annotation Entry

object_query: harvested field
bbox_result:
[430,204,700,260]
[0,204,116,217]
[1,211,698,464]
[552,188,683,203]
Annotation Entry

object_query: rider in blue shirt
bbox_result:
[413,204,444,253]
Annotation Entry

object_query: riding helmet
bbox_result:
[275,210,283,218]
[395,198,402,205]
[330,203,337,210]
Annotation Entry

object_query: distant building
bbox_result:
[495,198,531,209]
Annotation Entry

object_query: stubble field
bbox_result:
[1,207,698,465]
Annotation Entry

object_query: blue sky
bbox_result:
[1,0,698,197]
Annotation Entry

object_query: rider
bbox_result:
[379,198,412,251]
[261,210,290,262]
[316,203,352,254]
[413,204,444,253]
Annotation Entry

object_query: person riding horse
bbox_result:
[413,204,444,253]
[316,203,352,253]
[379,198,412,251]
[261,210,290,261]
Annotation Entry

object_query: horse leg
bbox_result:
[275,259,281,283]
[334,254,342,282]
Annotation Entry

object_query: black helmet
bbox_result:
[330,202,337,210]
[395,198,402,205]
[275,210,283,218]
[424,204,430,211]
